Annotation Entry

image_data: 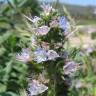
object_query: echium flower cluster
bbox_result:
[16,4,70,64]
[16,4,80,96]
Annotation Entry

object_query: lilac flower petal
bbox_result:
[32,16,41,23]
[86,47,95,55]
[33,48,59,63]
[28,80,48,96]
[34,48,47,63]
[24,15,41,23]
[41,4,55,15]
[16,48,31,63]
[36,26,50,36]
[47,50,59,60]
[63,61,80,75]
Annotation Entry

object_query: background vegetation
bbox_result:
[0,0,96,96]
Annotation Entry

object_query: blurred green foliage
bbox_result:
[91,32,96,39]
[0,0,40,95]
[0,0,96,96]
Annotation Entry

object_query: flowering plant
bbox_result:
[16,4,81,96]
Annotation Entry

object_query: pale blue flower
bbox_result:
[41,4,55,15]
[33,48,59,63]
[34,48,47,63]
[59,16,69,32]
[28,80,48,96]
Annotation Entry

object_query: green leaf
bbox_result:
[0,47,6,56]
[3,60,13,82]
[0,32,12,44]
[0,83,7,93]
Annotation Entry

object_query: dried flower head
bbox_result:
[38,73,49,84]
[41,42,50,50]
[49,20,59,28]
